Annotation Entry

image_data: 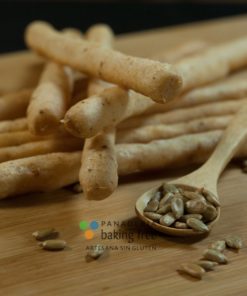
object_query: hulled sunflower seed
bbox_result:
[174,221,188,229]
[186,218,209,233]
[32,228,58,241]
[179,214,203,222]
[182,191,206,202]
[39,239,67,251]
[171,196,184,219]
[179,263,205,279]
[225,235,243,249]
[186,199,207,214]
[159,192,174,208]
[144,198,159,212]
[201,188,220,207]
[157,203,171,215]
[196,260,218,271]
[209,240,226,252]
[202,204,218,222]
[163,183,179,194]
[203,249,228,264]
[86,244,105,260]
[144,212,162,221]
[159,212,176,226]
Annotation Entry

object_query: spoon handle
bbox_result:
[176,103,247,194]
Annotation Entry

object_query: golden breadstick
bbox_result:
[146,69,247,114]
[0,130,51,147]
[116,131,223,175]
[119,98,246,129]
[81,128,117,199]
[80,24,118,200]
[65,69,247,139]
[0,138,82,163]
[25,21,182,102]
[152,40,208,63]
[176,37,247,92]
[0,152,81,199]
[27,62,72,135]
[117,115,232,143]
[64,86,154,138]
[0,118,27,133]
[0,89,32,120]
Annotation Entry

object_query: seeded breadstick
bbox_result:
[0,89,32,120]
[176,36,247,92]
[3,130,247,199]
[146,70,247,114]
[25,21,182,102]
[152,40,208,63]
[117,115,232,143]
[0,138,82,163]
[27,62,72,135]
[0,152,81,199]
[80,24,118,200]
[119,98,245,129]
[0,118,27,133]
[0,130,52,147]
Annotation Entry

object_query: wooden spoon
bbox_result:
[136,104,247,236]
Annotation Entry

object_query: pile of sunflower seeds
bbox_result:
[178,235,243,279]
[143,183,219,233]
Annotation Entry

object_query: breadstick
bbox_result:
[0,130,52,148]
[64,69,247,139]
[152,40,208,63]
[0,118,27,133]
[4,129,247,199]
[80,24,118,200]
[0,89,32,120]
[27,62,72,135]
[0,152,81,199]
[117,115,232,143]
[176,37,247,92]
[25,21,182,102]
[119,98,246,129]
[0,138,82,163]
[146,69,247,114]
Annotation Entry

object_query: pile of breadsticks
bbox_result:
[0,20,247,200]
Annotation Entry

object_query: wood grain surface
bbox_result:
[0,15,247,296]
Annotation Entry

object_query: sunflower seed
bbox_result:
[196,260,218,271]
[159,192,174,208]
[157,203,171,215]
[209,240,226,252]
[201,188,220,207]
[171,196,184,219]
[32,228,58,241]
[159,212,176,226]
[186,199,207,214]
[179,214,203,222]
[179,263,205,279]
[144,212,162,221]
[144,198,159,212]
[182,191,206,202]
[86,244,105,260]
[39,239,66,251]
[225,235,243,249]
[203,249,228,264]
[163,183,179,194]
[186,218,209,233]
[203,204,218,222]
[174,221,188,229]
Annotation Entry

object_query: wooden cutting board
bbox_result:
[1,15,247,296]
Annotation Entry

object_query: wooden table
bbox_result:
[1,15,247,296]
